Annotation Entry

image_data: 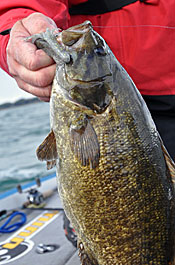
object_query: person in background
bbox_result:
[0,0,175,160]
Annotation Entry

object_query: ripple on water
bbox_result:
[0,101,55,193]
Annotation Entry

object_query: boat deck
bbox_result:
[0,175,81,265]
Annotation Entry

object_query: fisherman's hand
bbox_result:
[6,13,57,102]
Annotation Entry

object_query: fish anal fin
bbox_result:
[78,242,97,265]
[36,130,58,169]
[70,121,100,169]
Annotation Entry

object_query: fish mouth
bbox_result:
[67,74,111,85]
[61,21,93,47]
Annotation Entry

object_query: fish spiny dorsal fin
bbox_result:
[70,120,100,169]
[36,130,58,170]
[161,140,175,184]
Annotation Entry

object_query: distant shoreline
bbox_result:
[0,98,41,110]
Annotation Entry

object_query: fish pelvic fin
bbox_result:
[36,130,58,170]
[70,120,100,169]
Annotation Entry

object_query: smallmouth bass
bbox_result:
[30,21,175,264]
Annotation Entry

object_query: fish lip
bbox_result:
[66,73,112,85]
[64,26,92,36]
[61,20,93,44]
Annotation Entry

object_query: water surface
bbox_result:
[0,102,55,193]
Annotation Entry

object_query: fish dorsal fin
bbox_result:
[36,130,58,170]
[161,141,175,183]
[70,121,100,169]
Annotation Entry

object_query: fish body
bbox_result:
[34,21,175,264]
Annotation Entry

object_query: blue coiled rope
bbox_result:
[0,211,27,233]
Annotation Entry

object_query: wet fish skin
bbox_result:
[34,21,175,264]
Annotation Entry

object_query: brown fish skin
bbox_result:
[33,21,175,264]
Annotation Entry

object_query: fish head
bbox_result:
[56,21,113,114]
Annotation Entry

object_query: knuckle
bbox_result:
[27,12,46,20]
[40,86,52,98]
[7,61,16,76]
[12,20,22,30]
[6,44,10,55]
[8,67,16,76]
[26,51,47,71]
[23,13,56,34]
[6,41,13,58]
[15,79,25,91]
[26,57,38,71]
[35,72,50,87]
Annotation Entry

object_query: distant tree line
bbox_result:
[0,98,40,110]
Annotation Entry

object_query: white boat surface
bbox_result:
[0,173,80,265]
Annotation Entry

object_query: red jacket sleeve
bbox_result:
[0,0,70,73]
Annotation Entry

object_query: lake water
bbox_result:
[0,102,55,194]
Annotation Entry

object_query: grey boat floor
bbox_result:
[0,176,80,265]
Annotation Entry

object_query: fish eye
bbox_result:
[94,46,107,56]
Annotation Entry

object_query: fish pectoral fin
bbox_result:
[47,160,56,170]
[36,130,58,170]
[161,140,175,182]
[70,121,100,169]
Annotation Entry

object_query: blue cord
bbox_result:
[0,211,27,233]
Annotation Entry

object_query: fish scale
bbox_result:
[53,95,170,264]
[33,21,175,264]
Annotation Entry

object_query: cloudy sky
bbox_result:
[0,68,34,104]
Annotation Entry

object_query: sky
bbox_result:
[0,68,34,104]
